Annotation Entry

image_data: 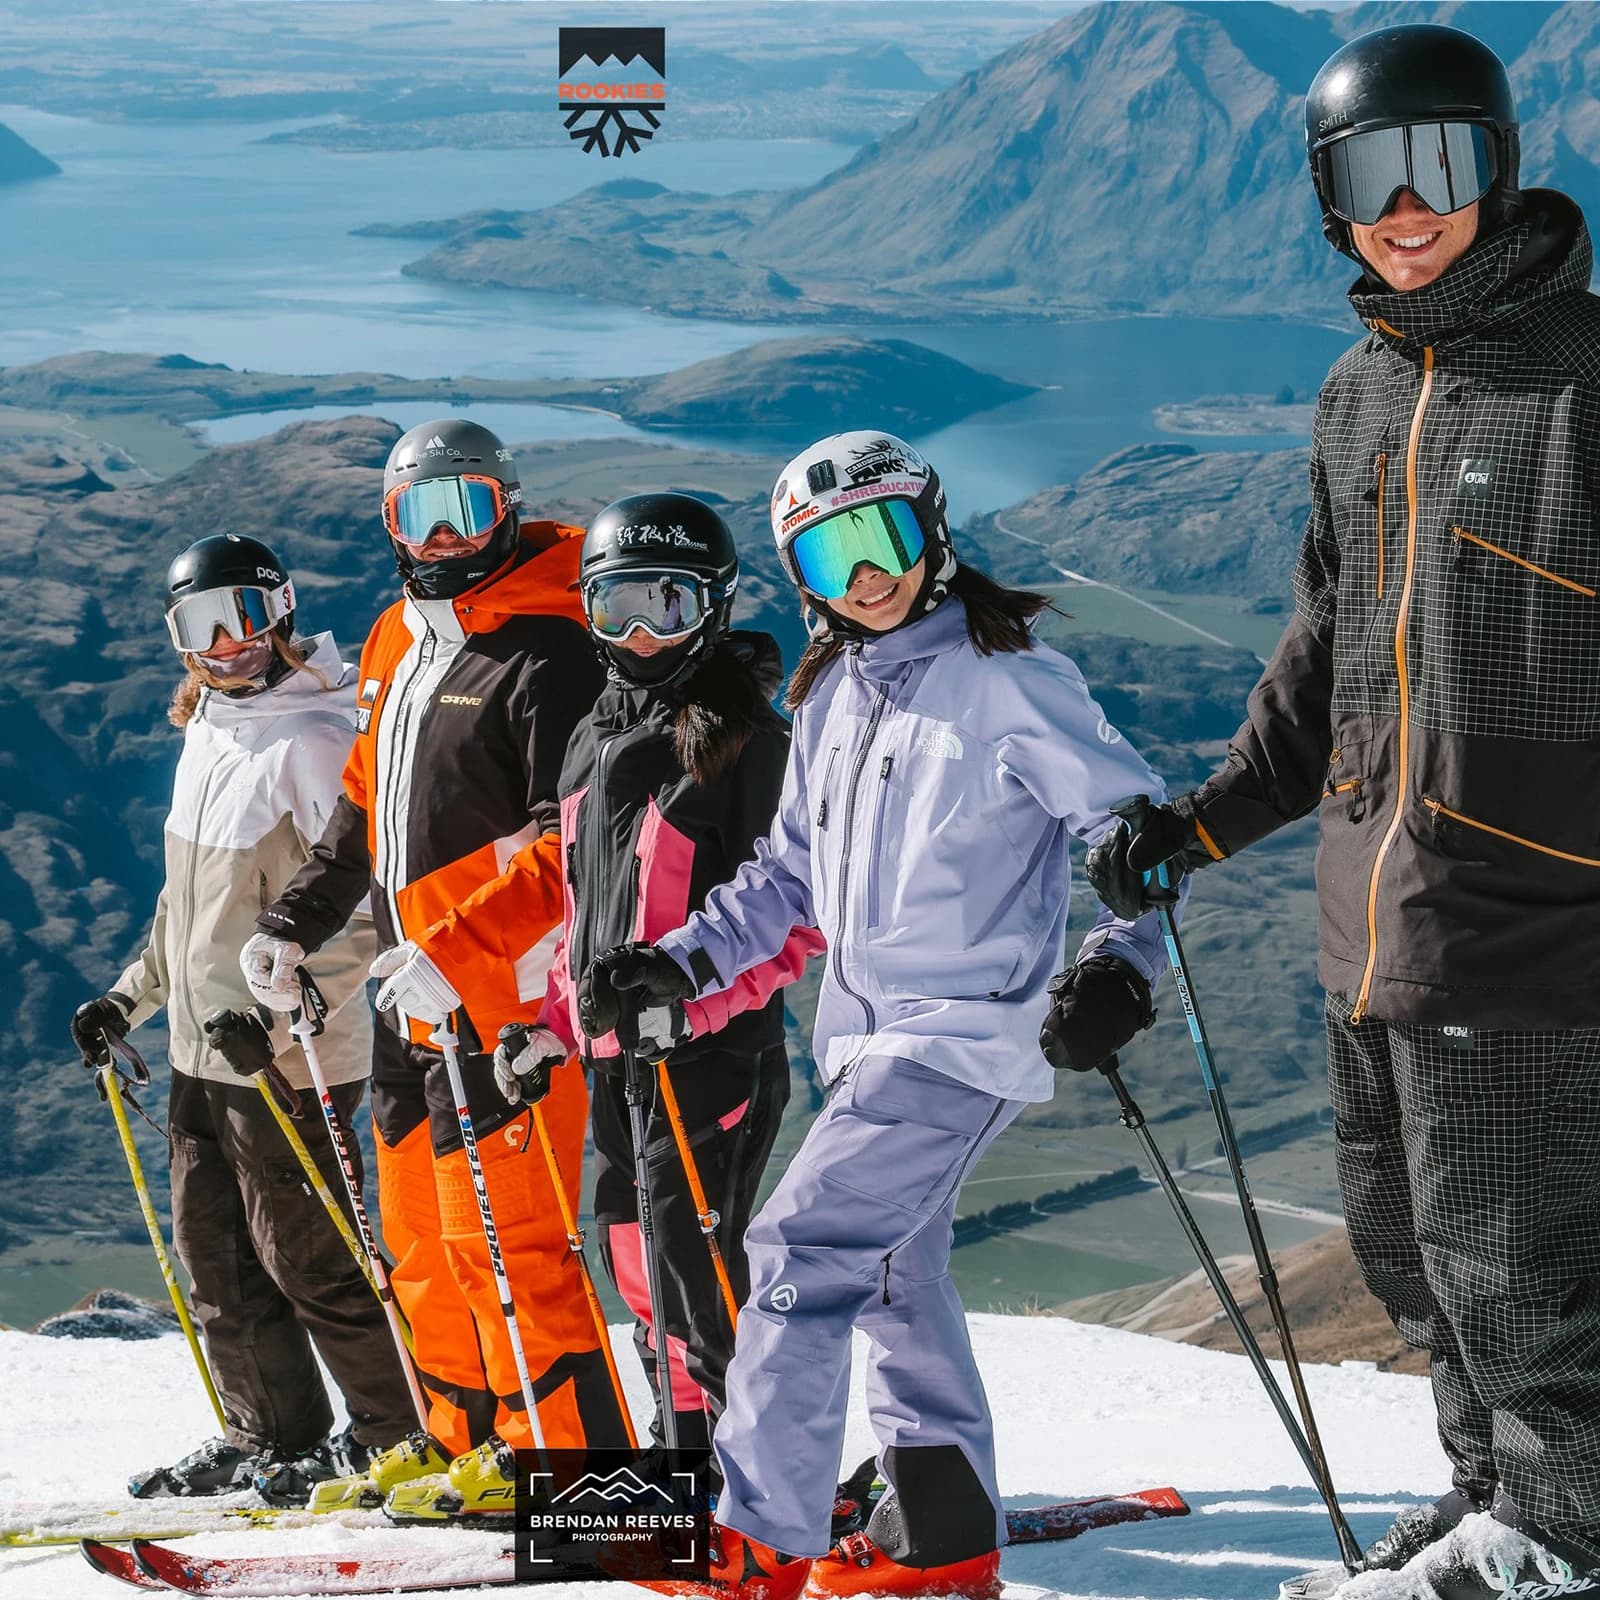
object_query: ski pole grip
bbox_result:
[294,966,329,1037]
[107,1031,153,1087]
[1109,793,1153,837]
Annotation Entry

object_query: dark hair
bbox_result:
[784,563,1055,710]
[674,643,771,787]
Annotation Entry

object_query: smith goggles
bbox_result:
[383,473,509,550]
[788,498,926,600]
[583,570,708,641]
[1317,120,1495,226]
[166,579,293,654]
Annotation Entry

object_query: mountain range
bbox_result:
[0,121,57,183]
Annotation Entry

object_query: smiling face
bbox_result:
[821,556,926,633]
[1351,190,1480,292]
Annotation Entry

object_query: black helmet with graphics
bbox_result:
[769,430,955,635]
[579,492,739,687]
[382,418,523,599]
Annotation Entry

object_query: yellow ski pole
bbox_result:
[98,1036,227,1434]
[655,1058,740,1331]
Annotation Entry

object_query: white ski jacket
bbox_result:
[115,634,375,1089]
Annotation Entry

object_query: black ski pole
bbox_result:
[1111,793,1362,1573]
[1100,1058,1360,1572]
[619,1008,681,1455]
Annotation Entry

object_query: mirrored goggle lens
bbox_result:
[788,499,926,600]
[585,572,707,640]
[385,475,506,548]
[1321,121,1494,226]
[166,583,290,653]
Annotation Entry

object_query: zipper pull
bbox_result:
[880,755,893,780]
[817,797,829,828]
[880,1254,892,1306]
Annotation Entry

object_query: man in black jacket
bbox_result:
[1082,25,1600,1600]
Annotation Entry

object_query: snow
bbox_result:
[0,1314,1451,1599]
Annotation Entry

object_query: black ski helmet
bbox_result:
[1306,25,1521,260]
[164,533,297,692]
[382,418,523,600]
[579,492,739,688]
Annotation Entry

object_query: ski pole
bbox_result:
[655,1058,740,1331]
[1111,794,1362,1574]
[622,1036,681,1453]
[432,1014,548,1462]
[1100,1058,1358,1570]
[97,1034,227,1434]
[522,1087,640,1450]
[289,970,428,1431]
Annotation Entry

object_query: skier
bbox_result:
[581,431,1171,1600]
[493,492,822,1453]
[239,420,627,1516]
[1083,27,1600,1600]
[68,534,412,1499]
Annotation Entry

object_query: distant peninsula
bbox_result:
[0,122,60,183]
[0,338,1034,436]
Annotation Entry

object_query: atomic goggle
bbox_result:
[166,579,294,654]
[383,473,509,550]
[787,498,926,601]
[583,570,708,642]
[1317,120,1495,226]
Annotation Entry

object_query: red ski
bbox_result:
[125,1488,1188,1595]
[81,1538,167,1589]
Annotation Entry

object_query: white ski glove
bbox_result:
[493,1024,568,1106]
[240,932,308,1015]
[371,941,461,1025]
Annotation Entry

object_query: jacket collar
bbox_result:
[1348,189,1592,351]
[848,596,970,689]
[198,632,346,724]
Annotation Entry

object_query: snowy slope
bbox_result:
[0,1315,1449,1599]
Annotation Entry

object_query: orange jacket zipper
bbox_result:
[1422,797,1600,869]
[1374,453,1387,599]
[1450,525,1597,597]
[1352,348,1434,1024]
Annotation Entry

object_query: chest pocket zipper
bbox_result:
[865,755,894,928]
[816,745,842,828]
[1450,525,1597,597]
[1373,453,1387,600]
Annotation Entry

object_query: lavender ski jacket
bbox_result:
[656,598,1171,1102]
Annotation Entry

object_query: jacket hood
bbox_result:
[1348,189,1593,349]
[450,520,589,635]
[198,632,350,723]
[850,595,971,677]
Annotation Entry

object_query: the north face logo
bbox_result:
[916,729,964,761]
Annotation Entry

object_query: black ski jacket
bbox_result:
[1192,191,1600,1027]
[541,631,823,1074]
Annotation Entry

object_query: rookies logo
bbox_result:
[558,28,666,158]
[517,1449,711,1582]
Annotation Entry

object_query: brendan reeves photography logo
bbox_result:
[515,1449,711,1582]
[558,28,666,158]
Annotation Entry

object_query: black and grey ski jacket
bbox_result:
[1192,190,1600,1028]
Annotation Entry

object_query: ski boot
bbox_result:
[638,1523,812,1600]
[806,1533,1001,1600]
[128,1437,264,1499]
[1421,1503,1600,1600]
[255,1424,375,1509]
[1277,1487,1488,1599]
[383,1434,518,1524]
[306,1428,451,1515]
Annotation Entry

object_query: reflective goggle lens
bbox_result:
[166,583,291,653]
[585,572,707,641]
[788,499,926,600]
[1321,121,1495,226]
[384,475,506,548]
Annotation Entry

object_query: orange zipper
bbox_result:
[1450,525,1597,598]
[1423,797,1600,869]
[1352,348,1434,1024]
[1373,453,1387,599]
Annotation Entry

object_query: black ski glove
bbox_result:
[1085,793,1221,922]
[494,1024,567,1107]
[203,1008,276,1078]
[578,942,695,1049]
[1039,956,1155,1074]
[70,993,133,1068]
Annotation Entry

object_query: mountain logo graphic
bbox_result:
[558,27,666,159]
[424,435,447,450]
[552,1467,673,1505]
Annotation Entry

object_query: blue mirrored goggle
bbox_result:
[383,474,507,549]
[788,499,926,600]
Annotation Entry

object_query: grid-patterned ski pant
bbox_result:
[1326,994,1600,1558]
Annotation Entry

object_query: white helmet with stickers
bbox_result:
[769,430,957,632]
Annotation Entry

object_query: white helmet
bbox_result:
[768,431,956,631]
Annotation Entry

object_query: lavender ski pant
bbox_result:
[712,1054,1024,1558]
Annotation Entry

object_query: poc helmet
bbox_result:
[382,418,523,600]
[1305,25,1521,260]
[579,492,739,688]
[164,533,296,692]
[769,430,955,636]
